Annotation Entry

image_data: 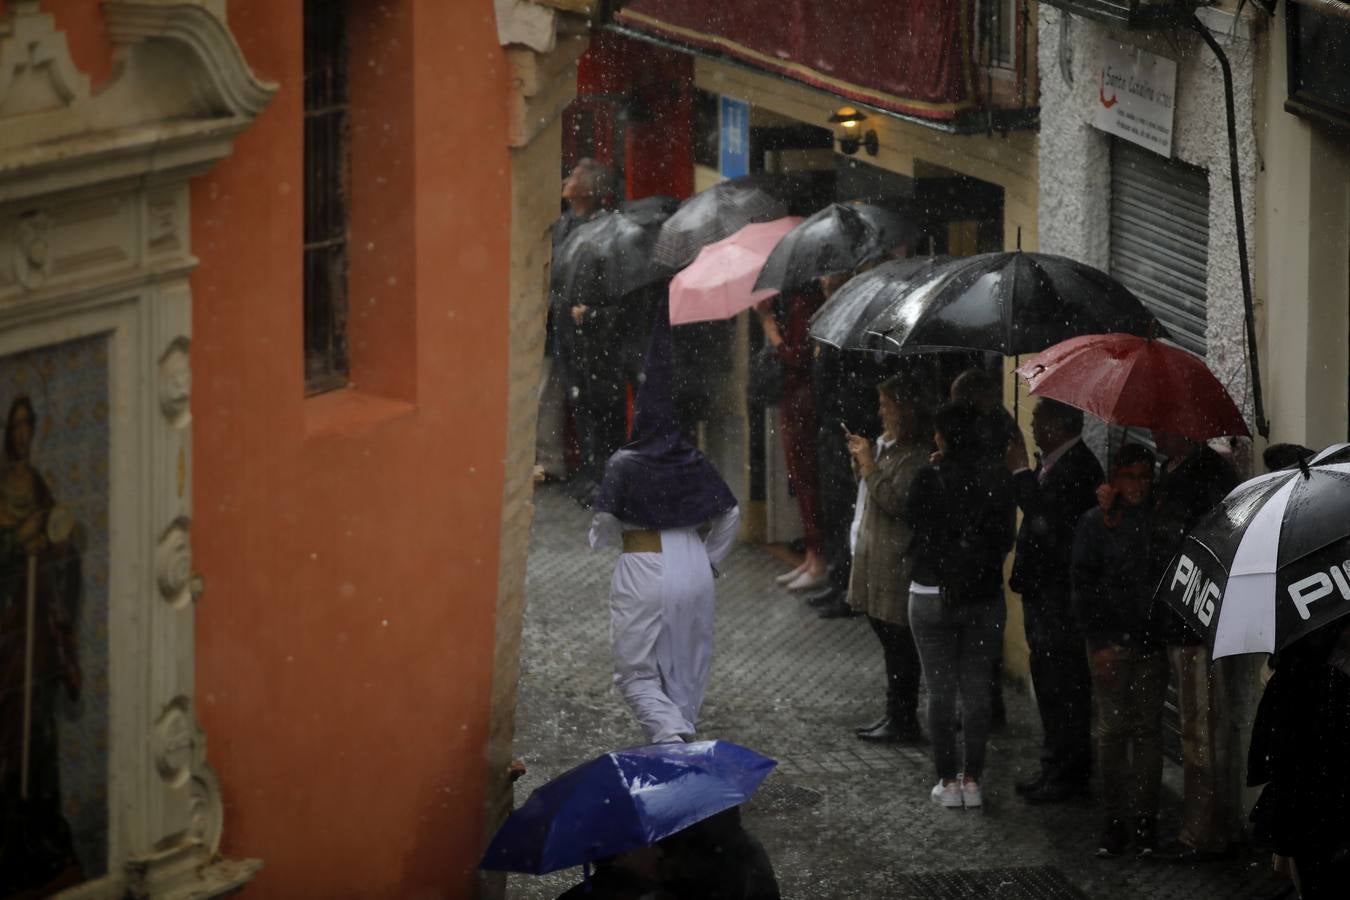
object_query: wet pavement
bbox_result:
[506,486,1288,899]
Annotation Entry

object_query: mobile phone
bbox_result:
[839,421,851,436]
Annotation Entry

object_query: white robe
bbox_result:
[588,506,741,743]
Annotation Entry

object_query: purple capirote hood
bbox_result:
[592,306,737,530]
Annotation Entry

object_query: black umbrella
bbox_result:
[1155,443,1350,659]
[555,208,667,305]
[753,203,916,295]
[651,179,788,270]
[620,195,680,227]
[807,255,954,350]
[864,250,1163,356]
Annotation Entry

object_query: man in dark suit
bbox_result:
[1007,399,1103,804]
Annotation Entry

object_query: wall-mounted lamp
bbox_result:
[829,106,879,157]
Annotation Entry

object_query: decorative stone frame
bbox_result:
[0,2,273,896]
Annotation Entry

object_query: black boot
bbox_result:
[858,708,923,744]
[854,714,890,736]
[806,586,843,609]
[818,597,859,619]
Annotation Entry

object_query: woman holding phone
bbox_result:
[844,374,931,743]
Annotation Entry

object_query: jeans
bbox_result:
[1024,588,1093,783]
[868,616,921,726]
[1089,645,1167,823]
[909,591,1007,781]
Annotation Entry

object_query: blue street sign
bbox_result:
[719,95,750,179]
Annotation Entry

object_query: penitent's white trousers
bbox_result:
[590,507,740,744]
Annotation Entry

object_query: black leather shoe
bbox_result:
[1014,773,1048,796]
[817,599,859,619]
[1133,817,1158,857]
[1023,779,1090,805]
[854,714,889,736]
[806,587,843,608]
[857,719,924,744]
[1096,818,1129,858]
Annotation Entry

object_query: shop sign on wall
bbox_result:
[719,95,750,178]
[1092,41,1177,158]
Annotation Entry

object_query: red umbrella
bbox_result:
[1015,333,1250,441]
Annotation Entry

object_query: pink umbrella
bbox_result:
[668,217,803,325]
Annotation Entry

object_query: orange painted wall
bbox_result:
[22,0,514,893]
[182,1,512,897]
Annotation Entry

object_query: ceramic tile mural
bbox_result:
[0,333,110,882]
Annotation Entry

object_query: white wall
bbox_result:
[1037,7,1258,424]
[1254,2,1350,450]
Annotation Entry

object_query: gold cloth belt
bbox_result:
[622,529,663,554]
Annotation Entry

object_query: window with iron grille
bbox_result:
[981,0,1018,69]
[303,0,351,394]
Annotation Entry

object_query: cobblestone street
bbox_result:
[507,487,1288,900]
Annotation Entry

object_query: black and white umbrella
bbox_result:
[1156,443,1350,659]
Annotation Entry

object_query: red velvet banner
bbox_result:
[614,0,977,120]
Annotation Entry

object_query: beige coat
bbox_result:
[848,439,927,625]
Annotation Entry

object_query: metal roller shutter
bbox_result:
[1109,139,1210,357]
[1109,140,1212,763]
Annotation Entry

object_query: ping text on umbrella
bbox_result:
[1287,563,1350,622]
[1170,554,1219,626]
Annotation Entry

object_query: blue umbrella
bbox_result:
[480,740,777,874]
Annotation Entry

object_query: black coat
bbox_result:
[546,209,600,365]
[1248,622,1350,858]
[1151,445,1238,644]
[1071,504,1160,650]
[1009,439,1104,599]
[904,459,1017,598]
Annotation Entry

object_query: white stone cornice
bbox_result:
[0,1,92,145]
[0,1,275,202]
[0,0,274,163]
[101,1,277,120]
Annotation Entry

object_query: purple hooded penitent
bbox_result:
[592,307,737,530]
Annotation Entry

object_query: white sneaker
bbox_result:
[786,570,829,591]
[930,781,962,808]
[960,779,983,808]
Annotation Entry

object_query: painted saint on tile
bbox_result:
[0,335,110,892]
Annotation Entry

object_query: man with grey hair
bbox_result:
[537,158,606,487]
[1007,397,1103,804]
